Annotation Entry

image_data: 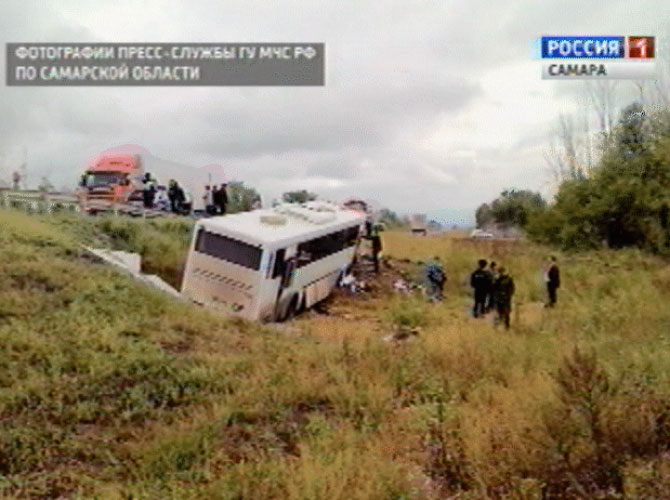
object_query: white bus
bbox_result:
[181,201,365,322]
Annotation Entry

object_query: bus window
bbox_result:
[195,229,263,270]
[296,227,360,268]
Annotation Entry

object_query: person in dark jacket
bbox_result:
[471,259,492,318]
[369,223,383,273]
[492,266,515,329]
[486,261,497,312]
[545,256,561,307]
[364,216,373,238]
[168,179,186,214]
[214,183,228,214]
[142,173,156,209]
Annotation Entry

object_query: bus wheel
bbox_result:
[297,294,307,314]
[283,295,299,321]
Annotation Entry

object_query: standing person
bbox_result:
[168,179,179,213]
[486,261,498,312]
[142,173,156,209]
[545,256,561,308]
[471,259,492,318]
[212,185,221,213]
[216,183,228,214]
[369,223,383,274]
[426,257,447,302]
[492,267,515,329]
[203,185,216,215]
[180,189,192,215]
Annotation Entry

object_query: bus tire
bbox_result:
[281,295,299,322]
[297,293,306,313]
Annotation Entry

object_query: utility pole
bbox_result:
[20,147,28,190]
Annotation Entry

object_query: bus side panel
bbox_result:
[291,246,356,306]
[304,270,341,308]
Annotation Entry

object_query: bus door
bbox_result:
[272,247,298,320]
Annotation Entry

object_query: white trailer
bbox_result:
[181,201,365,322]
[135,155,225,212]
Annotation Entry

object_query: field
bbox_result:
[1,209,670,499]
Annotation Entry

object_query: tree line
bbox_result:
[476,102,670,255]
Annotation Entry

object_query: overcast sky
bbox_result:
[1,0,669,224]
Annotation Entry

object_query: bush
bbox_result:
[528,106,670,255]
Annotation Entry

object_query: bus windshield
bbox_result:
[195,229,263,270]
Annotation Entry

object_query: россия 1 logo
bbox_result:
[628,37,654,58]
[539,36,656,80]
[541,36,625,58]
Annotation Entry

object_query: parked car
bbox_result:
[470,229,494,239]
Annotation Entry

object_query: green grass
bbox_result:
[1,210,670,499]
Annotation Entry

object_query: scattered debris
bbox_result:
[340,273,358,292]
[383,326,421,343]
[393,279,410,294]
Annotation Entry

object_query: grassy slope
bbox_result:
[1,210,670,499]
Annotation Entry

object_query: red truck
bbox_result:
[78,147,225,214]
[80,154,139,205]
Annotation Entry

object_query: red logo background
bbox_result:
[628,37,655,58]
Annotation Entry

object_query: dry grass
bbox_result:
[1,211,670,499]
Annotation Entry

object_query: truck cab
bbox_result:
[80,155,141,207]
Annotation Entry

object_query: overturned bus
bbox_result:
[181,201,365,322]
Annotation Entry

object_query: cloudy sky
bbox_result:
[1,0,669,224]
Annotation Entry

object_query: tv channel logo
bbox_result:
[541,37,625,58]
[628,36,655,58]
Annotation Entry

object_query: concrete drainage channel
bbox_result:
[83,246,184,300]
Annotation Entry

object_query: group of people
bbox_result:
[470,259,515,328]
[203,184,228,215]
[141,173,190,214]
[415,255,560,329]
[355,220,563,331]
[469,256,561,329]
